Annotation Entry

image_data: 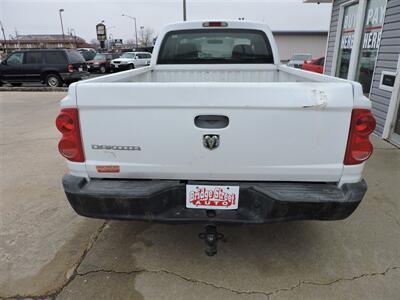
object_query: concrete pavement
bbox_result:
[0,92,104,298]
[0,92,399,299]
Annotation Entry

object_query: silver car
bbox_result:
[287,53,312,69]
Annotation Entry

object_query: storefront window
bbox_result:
[355,0,386,95]
[336,3,359,79]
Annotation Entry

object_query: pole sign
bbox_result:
[96,23,107,41]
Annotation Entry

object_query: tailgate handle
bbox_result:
[195,115,229,129]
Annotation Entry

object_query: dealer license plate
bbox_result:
[186,185,239,210]
[78,67,83,72]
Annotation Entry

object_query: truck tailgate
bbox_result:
[76,82,354,182]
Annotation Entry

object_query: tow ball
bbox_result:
[198,225,224,256]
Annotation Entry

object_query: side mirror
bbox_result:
[1,60,7,65]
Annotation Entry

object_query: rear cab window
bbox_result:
[158,29,274,64]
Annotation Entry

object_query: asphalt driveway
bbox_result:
[0,92,399,299]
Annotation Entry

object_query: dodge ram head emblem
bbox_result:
[203,135,220,150]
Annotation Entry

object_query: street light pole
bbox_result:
[0,20,7,54]
[183,0,187,21]
[59,9,65,41]
[122,14,138,49]
[140,26,144,46]
[106,26,116,50]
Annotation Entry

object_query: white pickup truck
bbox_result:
[57,21,376,255]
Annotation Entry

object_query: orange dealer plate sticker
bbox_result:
[96,166,120,173]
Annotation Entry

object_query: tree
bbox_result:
[139,27,155,47]
[124,39,136,49]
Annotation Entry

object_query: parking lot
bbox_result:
[0,91,399,299]
[0,72,104,89]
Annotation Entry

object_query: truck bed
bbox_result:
[82,64,348,84]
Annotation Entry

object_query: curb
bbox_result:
[0,87,68,92]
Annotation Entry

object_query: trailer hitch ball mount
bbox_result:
[198,225,224,256]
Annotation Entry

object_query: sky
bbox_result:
[0,0,332,42]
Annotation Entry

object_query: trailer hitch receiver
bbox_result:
[199,225,224,256]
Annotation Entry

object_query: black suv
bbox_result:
[0,49,89,87]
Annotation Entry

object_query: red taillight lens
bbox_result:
[344,109,376,165]
[55,108,85,162]
[354,113,376,136]
[56,113,75,133]
[67,64,74,73]
[58,139,80,159]
[203,21,228,27]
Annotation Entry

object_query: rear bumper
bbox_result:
[88,65,109,72]
[60,72,89,82]
[111,64,130,70]
[63,174,367,224]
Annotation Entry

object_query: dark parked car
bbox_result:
[0,49,89,87]
[77,48,96,61]
[87,53,120,73]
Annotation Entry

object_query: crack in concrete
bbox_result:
[157,269,271,298]
[1,219,398,300]
[268,265,400,297]
[50,221,109,298]
[68,265,400,299]
[75,268,271,299]
[0,221,108,300]
[2,261,399,300]
[381,211,400,229]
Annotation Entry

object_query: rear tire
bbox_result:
[45,73,63,87]
[11,83,22,87]
[128,64,135,70]
[99,65,107,74]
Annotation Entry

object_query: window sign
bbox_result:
[356,0,386,94]
[336,3,359,79]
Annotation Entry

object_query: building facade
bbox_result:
[273,31,328,62]
[307,0,400,146]
[0,34,89,53]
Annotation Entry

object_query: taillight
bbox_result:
[67,64,74,73]
[344,109,376,165]
[55,108,85,162]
